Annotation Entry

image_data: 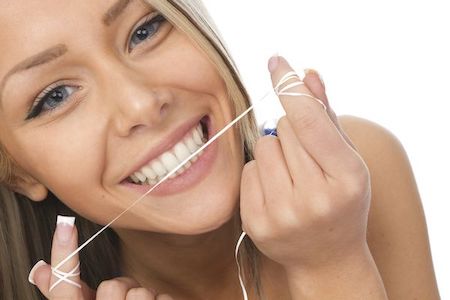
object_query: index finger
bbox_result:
[270,56,361,178]
[50,215,83,299]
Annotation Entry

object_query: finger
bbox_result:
[125,287,158,300]
[303,69,359,152]
[29,259,94,300]
[50,215,83,299]
[253,135,293,205]
[240,160,267,235]
[156,294,174,300]
[303,68,329,108]
[269,56,361,178]
[97,277,141,299]
[276,116,325,184]
[29,260,52,298]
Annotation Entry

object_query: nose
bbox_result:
[103,69,172,137]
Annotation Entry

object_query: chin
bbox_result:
[171,195,239,235]
[128,181,241,235]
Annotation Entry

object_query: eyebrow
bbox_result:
[103,0,133,26]
[0,0,134,106]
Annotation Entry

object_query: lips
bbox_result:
[119,114,220,196]
[122,116,210,185]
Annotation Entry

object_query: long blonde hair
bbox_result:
[0,1,262,299]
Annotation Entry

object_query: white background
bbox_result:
[204,0,449,297]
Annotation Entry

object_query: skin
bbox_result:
[0,0,440,299]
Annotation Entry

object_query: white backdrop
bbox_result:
[204,0,449,297]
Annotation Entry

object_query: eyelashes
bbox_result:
[26,84,80,120]
[128,13,167,52]
[26,12,168,120]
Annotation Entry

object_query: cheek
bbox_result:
[144,29,226,97]
[16,122,104,196]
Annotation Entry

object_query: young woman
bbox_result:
[0,0,440,299]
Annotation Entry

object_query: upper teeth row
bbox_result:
[129,123,206,184]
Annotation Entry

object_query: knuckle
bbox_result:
[343,164,370,199]
[242,160,257,174]
[276,116,290,132]
[254,136,278,158]
[289,103,320,130]
[308,193,333,219]
[241,161,257,183]
[126,287,156,299]
[274,207,300,232]
[156,294,174,300]
[248,221,274,243]
[97,279,127,294]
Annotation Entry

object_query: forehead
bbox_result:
[0,0,149,70]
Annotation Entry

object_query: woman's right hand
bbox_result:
[28,215,173,300]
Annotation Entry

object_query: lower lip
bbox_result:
[120,122,218,197]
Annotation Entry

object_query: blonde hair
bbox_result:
[0,1,263,299]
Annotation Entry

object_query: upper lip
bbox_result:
[120,115,206,182]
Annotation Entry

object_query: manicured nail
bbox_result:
[56,215,75,245]
[268,54,280,73]
[305,68,325,90]
[28,260,47,285]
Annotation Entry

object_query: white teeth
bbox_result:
[130,174,140,183]
[142,166,157,180]
[196,124,203,135]
[160,152,180,172]
[151,160,167,177]
[193,126,203,145]
[129,122,207,185]
[173,142,191,162]
[197,124,207,143]
[135,171,146,183]
[184,135,198,153]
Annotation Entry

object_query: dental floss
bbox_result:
[49,262,81,291]
[48,69,327,299]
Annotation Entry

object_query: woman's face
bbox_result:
[0,0,244,234]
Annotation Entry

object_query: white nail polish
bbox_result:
[28,260,47,285]
[57,215,75,227]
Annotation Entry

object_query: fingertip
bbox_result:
[34,264,52,288]
[55,215,76,246]
[29,261,52,298]
[268,54,280,73]
[156,294,175,300]
[28,260,48,285]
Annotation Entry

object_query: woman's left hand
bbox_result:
[240,56,372,273]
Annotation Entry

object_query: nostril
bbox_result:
[129,124,146,135]
[160,103,169,119]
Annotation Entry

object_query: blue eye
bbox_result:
[25,13,167,120]
[26,85,78,120]
[129,13,166,51]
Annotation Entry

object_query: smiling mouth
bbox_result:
[126,116,210,185]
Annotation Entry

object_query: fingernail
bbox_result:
[56,215,75,245]
[268,54,280,73]
[28,260,47,285]
[305,68,325,90]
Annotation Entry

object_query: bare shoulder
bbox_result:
[337,115,440,299]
